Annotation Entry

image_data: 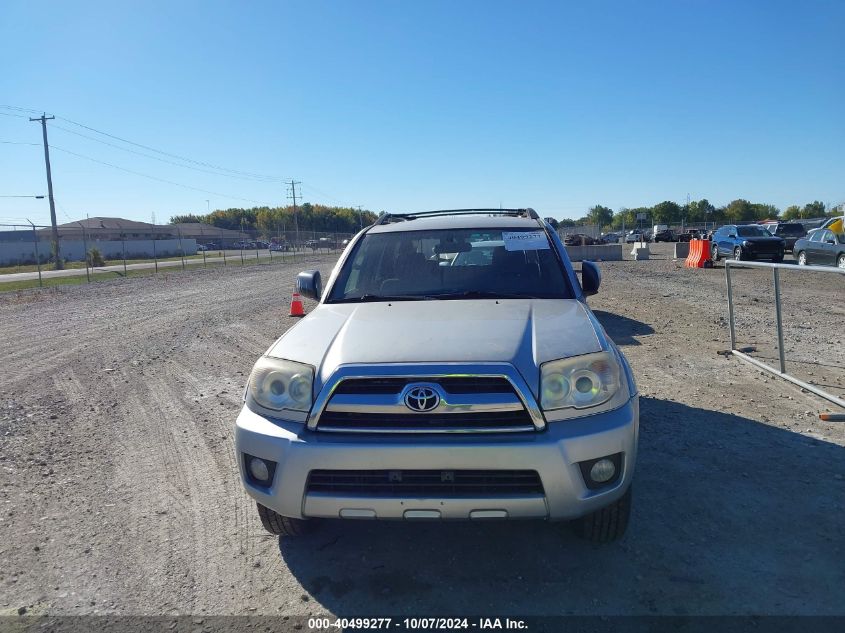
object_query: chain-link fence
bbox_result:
[0,222,356,288]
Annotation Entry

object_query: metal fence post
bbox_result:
[27,220,43,288]
[726,262,736,350]
[200,225,207,267]
[220,229,227,266]
[153,228,158,273]
[78,222,91,283]
[178,226,186,271]
[773,267,786,374]
[121,231,127,276]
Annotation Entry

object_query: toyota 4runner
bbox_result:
[235,209,639,542]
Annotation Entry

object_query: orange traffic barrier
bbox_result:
[684,239,712,268]
[289,291,305,317]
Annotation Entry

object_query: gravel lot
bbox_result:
[1,244,843,617]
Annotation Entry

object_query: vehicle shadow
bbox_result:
[592,309,655,346]
[277,397,845,616]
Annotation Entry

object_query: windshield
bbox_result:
[776,224,805,236]
[737,226,771,237]
[327,228,574,301]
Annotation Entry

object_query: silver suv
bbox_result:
[235,209,639,542]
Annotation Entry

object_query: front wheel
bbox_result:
[797,251,807,266]
[733,246,743,261]
[711,245,719,261]
[256,503,312,537]
[838,254,845,269]
[575,486,632,543]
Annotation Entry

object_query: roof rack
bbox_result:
[375,208,540,225]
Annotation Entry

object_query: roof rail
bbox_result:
[375,208,540,225]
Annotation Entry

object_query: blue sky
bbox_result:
[1,0,843,227]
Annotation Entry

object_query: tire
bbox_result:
[771,255,783,263]
[575,486,632,543]
[797,251,807,266]
[733,246,743,261]
[711,245,719,261]
[256,503,312,537]
[838,254,845,269]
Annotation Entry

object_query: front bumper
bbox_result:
[235,396,639,522]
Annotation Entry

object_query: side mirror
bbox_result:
[296,270,322,301]
[581,261,601,296]
[825,238,836,245]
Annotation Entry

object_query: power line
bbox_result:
[50,144,266,205]
[54,114,285,181]
[0,105,44,115]
[300,182,346,205]
[0,140,41,146]
[3,104,286,182]
[49,123,285,183]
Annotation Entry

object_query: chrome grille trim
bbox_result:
[325,391,524,415]
[308,363,545,433]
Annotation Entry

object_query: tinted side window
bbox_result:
[809,231,823,243]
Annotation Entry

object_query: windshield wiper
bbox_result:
[331,294,430,303]
[425,290,541,300]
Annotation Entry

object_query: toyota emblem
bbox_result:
[403,386,441,412]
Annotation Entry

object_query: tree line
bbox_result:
[557,199,840,231]
[170,203,378,235]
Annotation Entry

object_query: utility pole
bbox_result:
[286,180,301,251]
[30,114,61,269]
[356,205,363,230]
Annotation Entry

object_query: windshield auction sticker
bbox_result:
[502,231,550,251]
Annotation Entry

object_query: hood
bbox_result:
[268,299,604,396]
[742,236,784,243]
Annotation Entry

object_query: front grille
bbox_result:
[333,376,515,395]
[746,242,781,254]
[316,409,533,431]
[307,469,544,496]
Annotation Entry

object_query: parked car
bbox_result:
[599,232,621,244]
[652,229,676,242]
[204,242,219,250]
[762,222,806,252]
[676,229,702,242]
[625,230,649,244]
[564,233,596,246]
[269,242,289,252]
[196,244,208,251]
[304,239,320,250]
[710,224,785,262]
[793,228,845,268]
[235,209,639,542]
[806,217,842,239]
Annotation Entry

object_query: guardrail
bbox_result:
[725,259,845,409]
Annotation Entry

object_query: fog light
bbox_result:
[249,457,270,483]
[590,458,616,483]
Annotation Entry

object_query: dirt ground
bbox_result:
[1,244,843,618]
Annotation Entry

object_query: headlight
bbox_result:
[540,352,621,411]
[247,357,314,413]
[741,240,750,247]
